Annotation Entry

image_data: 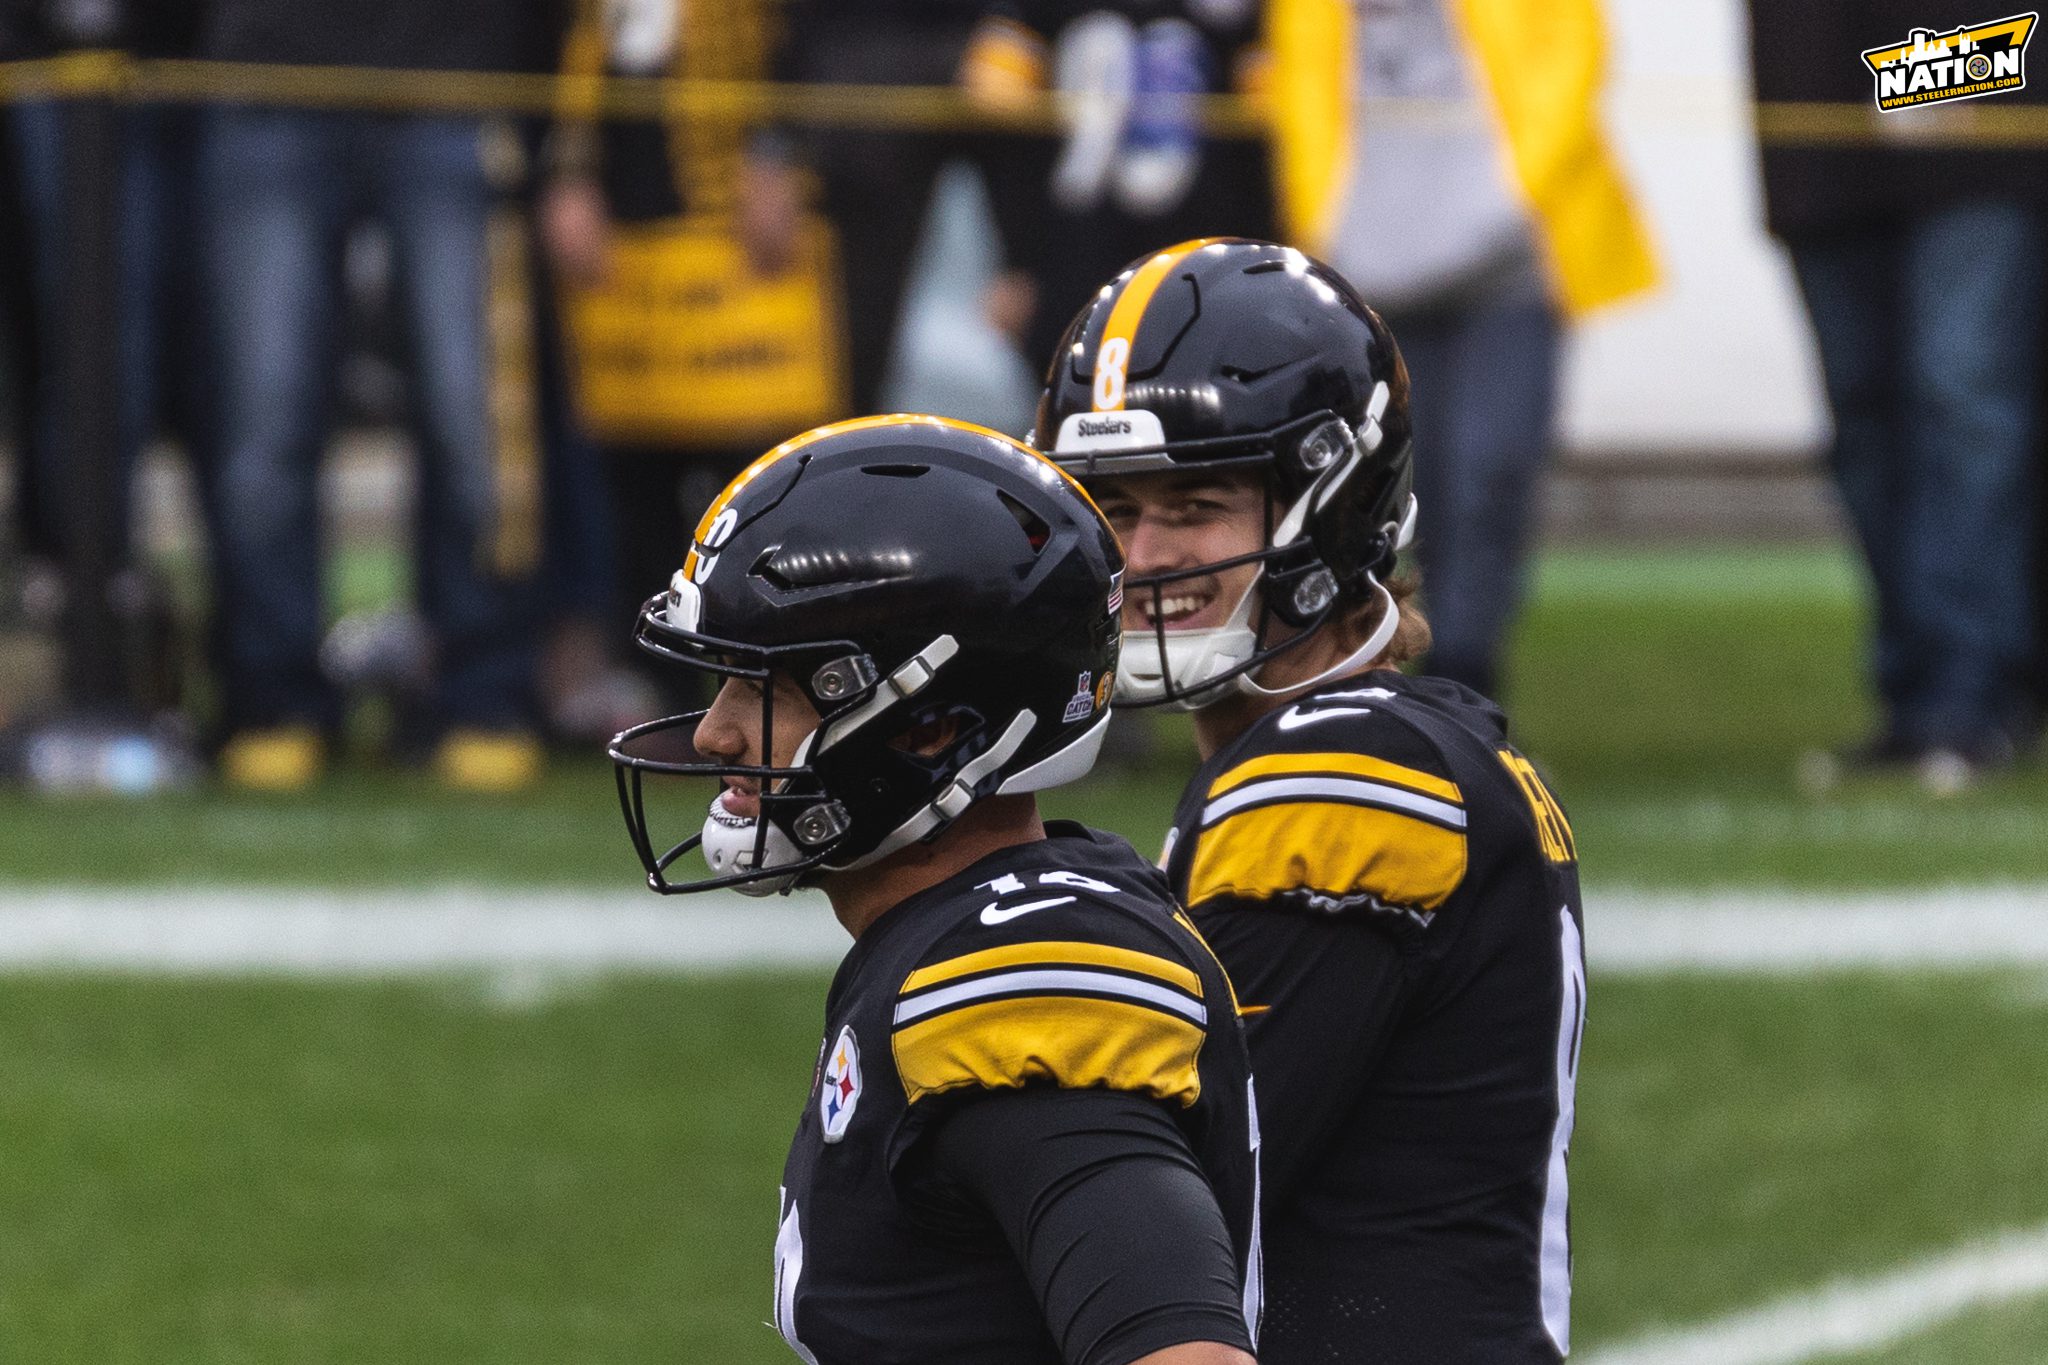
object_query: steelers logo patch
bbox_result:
[819,1025,863,1143]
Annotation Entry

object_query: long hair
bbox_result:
[1372,570,1431,667]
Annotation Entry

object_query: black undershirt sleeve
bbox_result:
[925,1087,1254,1365]
[1193,899,1411,1208]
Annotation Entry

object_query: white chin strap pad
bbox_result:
[1116,622,1259,711]
[1241,578,1400,700]
[700,794,806,897]
[1114,565,1264,712]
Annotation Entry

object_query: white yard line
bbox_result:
[0,887,850,974]
[1592,885,2048,972]
[0,884,2043,975]
[1579,1219,2048,1365]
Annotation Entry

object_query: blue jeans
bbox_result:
[11,101,202,564]
[1792,199,2043,751]
[199,107,539,733]
[1384,291,1562,699]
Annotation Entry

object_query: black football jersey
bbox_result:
[774,822,1262,1364]
[1162,671,1586,1363]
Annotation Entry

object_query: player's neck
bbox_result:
[822,796,1047,939]
[1190,621,1385,761]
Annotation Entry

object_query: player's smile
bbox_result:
[1133,580,1224,631]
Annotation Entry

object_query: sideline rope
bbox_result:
[1,52,2046,145]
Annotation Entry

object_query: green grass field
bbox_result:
[4,970,2047,1362]
[3,541,2046,1362]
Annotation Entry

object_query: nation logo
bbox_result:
[819,1025,862,1143]
[1862,13,2036,111]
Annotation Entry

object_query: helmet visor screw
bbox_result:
[1293,568,1337,616]
[1297,420,1350,473]
[793,802,851,846]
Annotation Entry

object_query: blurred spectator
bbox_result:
[1752,3,2045,793]
[0,1,211,739]
[0,2,45,565]
[1326,0,1655,701]
[195,0,578,792]
[993,0,1278,372]
[6,0,207,574]
[2037,343,2048,722]
[540,0,825,728]
[747,0,1048,418]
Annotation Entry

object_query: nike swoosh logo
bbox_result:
[1274,705,1373,731]
[979,895,1076,925]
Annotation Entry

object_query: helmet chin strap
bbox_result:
[1241,577,1399,699]
[1242,492,1416,701]
[831,708,1040,872]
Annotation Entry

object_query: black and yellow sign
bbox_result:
[566,215,848,448]
[1862,12,2036,111]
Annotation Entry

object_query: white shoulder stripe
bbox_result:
[893,968,1208,1027]
[1201,775,1468,830]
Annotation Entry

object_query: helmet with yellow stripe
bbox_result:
[1036,238,1415,710]
[609,416,1125,895]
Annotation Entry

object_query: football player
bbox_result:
[610,415,1262,1365]
[1039,240,1586,1363]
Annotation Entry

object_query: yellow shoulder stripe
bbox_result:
[903,939,1201,998]
[894,995,1205,1107]
[1188,800,1466,912]
[1209,750,1462,805]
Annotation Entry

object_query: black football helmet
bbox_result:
[1035,238,1415,709]
[609,415,1125,895]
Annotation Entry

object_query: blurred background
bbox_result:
[2,0,2046,1361]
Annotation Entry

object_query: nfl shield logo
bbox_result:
[819,1025,862,1143]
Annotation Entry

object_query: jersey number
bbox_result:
[977,869,1121,897]
[775,1188,820,1365]
[1539,908,1586,1355]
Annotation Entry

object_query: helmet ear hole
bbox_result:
[998,490,1052,553]
[889,712,965,760]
